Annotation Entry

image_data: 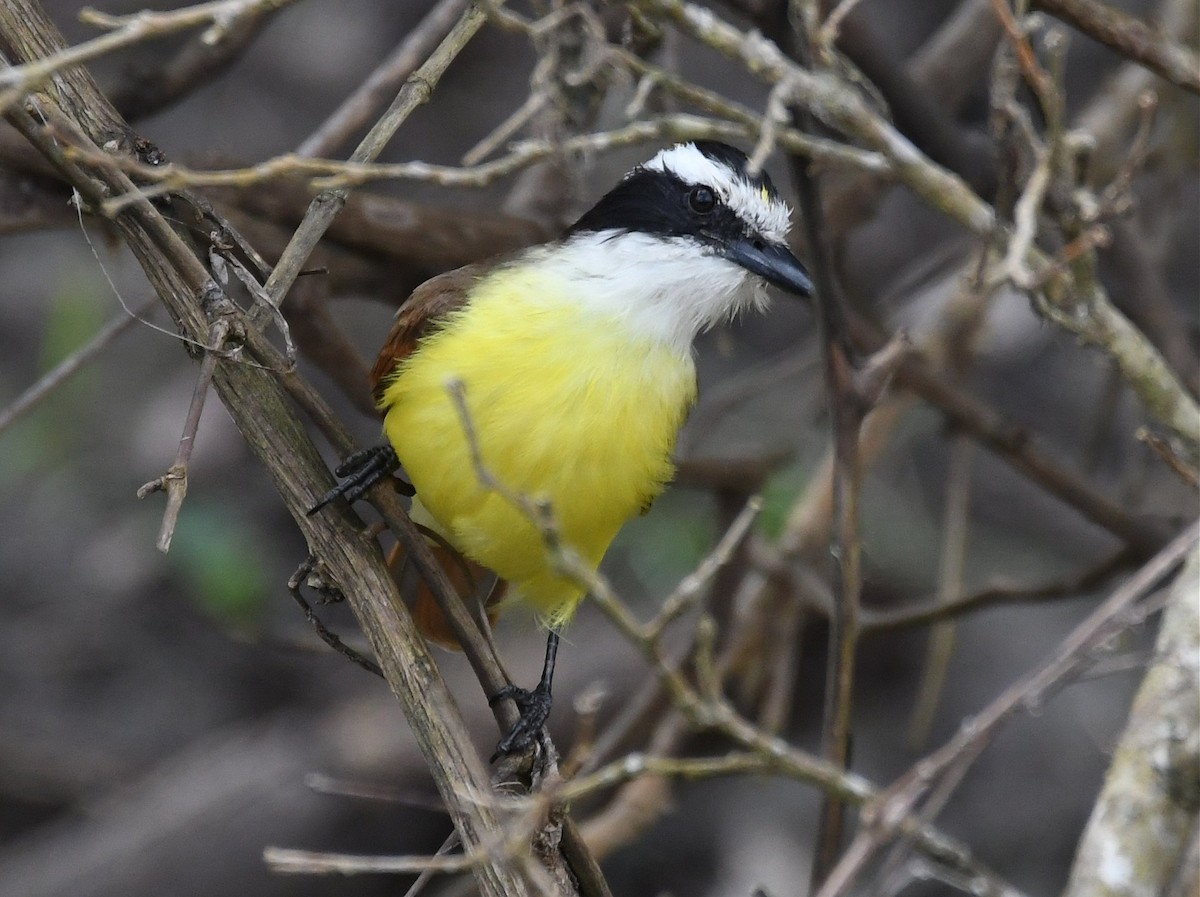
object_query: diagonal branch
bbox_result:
[635,0,1200,452]
[814,521,1199,897]
[296,0,470,159]
[250,0,495,322]
[0,2,535,893]
[1033,0,1200,94]
[0,0,299,114]
[1063,545,1200,896]
[107,3,280,121]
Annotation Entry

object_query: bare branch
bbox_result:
[644,496,762,640]
[636,0,1200,451]
[814,522,1199,897]
[907,436,974,749]
[1033,0,1200,94]
[1138,427,1200,488]
[107,4,279,121]
[296,0,470,159]
[0,0,299,114]
[0,296,153,437]
[1063,545,1200,897]
[286,555,383,678]
[83,112,884,209]
[135,316,231,552]
[0,3,538,891]
[250,0,493,323]
[859,549,1133,632]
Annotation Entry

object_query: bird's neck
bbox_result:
[522,230,767,355]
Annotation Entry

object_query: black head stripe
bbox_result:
[567,167,749,250]
[568,142,782,245]
[570,169,690,237]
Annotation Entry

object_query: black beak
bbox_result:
[724,236,813,298]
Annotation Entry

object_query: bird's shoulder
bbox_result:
[368,258,497,404]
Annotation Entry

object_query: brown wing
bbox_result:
[385,541,505,651]
[368,261,492,408]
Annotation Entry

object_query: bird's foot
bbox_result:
[488,682,553,762]
[307,444,411,516]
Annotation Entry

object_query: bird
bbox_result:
[312,140,812,759]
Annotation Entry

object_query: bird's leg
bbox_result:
[489,630,559,762]
[307,444,413,516]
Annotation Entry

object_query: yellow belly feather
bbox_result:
[379,266,697,625]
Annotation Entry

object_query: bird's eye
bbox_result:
[688,185,716,214]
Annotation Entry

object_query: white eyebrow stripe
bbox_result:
[641,143,793,243]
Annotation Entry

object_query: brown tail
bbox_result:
[385,541,504,650]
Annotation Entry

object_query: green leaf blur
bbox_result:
[169,502,269,629]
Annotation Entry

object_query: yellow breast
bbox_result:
[378,265,697,625]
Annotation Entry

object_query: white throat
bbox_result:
[530,231,770,354]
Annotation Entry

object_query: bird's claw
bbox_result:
[307,444,410,516]
[489,682,553,762]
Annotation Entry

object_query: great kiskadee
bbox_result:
[314,141,812,757]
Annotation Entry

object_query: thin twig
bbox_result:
[252,0,497,323]
[813,521,1200,897]
[0,0,298,113]
[1137,427,1200,488]
[1033,0,1200,94]
[462,89,550,166]
[135,316,231,553]
[561,751,786,802]
[635,0,1200,450]
[860,548,1133,632]
[296,0,471,159]
[286,555,384,678]
[988,0,1056,108]
[818,0,868,49]
[755,582,807,734]
[0,296,153,438]
[644,496,763,640]
[89,112,886,212]
[265,846,479,875]
[907,435,974,750]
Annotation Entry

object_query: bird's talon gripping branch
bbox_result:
[489,630,559,762]
[489,682,553,762]
[307,444,411,516]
